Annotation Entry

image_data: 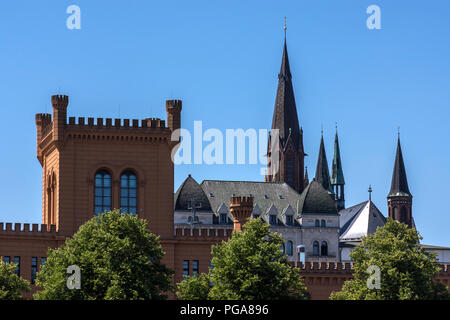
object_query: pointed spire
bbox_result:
[388,136,411,197]
[331,127,345,185]
[271,30,298,148]
[315,134,333,194]
[304,166,309,188]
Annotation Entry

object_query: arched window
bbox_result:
[280,243,285,254]
[315,219,320,227]
[313,241,319,256]
[120,171,137,215]
[287,241,293,256]
[94,170,112,215]
[321,219,326,228]
[321,241,328,256]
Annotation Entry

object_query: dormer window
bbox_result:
[278,195,284,200]
[264,195,269,199]
[209,193,214,197]
[269,215,277,225]
[286,215,293,226]
[220,213,228,224]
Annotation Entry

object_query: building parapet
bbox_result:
[0,222,58,235]
[67,117,167,130]
[174,224,232,240]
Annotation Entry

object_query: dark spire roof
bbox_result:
[174,175,212,211]
[388,137,411,197]
[304,166,309,189]
[331,130,345,185]
[298,180,338,215]
[271,38,301,150]
[315,135,333,194]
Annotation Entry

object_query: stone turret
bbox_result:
[229,196,254,232]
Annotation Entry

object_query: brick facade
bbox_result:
[0,94,449,300]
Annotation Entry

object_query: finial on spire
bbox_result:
[284,16,287,39]
[397,126,400,139]
[335,122,338,132]
[368,185,373,201]
[321,123,323,136]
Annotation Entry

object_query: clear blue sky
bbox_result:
[0,1,449,246]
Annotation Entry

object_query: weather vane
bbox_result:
[368,185,373,201]
[284,16,287,38]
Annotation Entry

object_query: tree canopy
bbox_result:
[0,259,30,300]
[177,218,307,300]
[34,210,173,300]
[330,219,449,300]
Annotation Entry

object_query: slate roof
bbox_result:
[174,175,212,211]
[339,200,387,241]
[200,180,301,218]
[388,138,412,197]
[271,38,301,150]
[315,135,333,194]
[298,180,338,215]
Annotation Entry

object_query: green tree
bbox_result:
[177,218,307,300]
[331,219,450,300]
[0,259,30,300]
[34,210,173,300]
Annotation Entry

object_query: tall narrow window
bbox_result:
[321,241,328,256]
[3,256,10,264]
[94,170,112,215]
[321,219,326,228]
[287,241,293,256]
[14,256,20,276]
[193,260,199,275]
[313,241,319,256]
[286,158,294,185]
[31,257,37,284]
[183,260,189,278]
[314,219,320,227]
[41,257,47,267]
[120,171,137,215]
[220,213,228,224]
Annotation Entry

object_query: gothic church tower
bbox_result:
[265,36,305,193]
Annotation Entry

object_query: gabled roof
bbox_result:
[298,180,338,215]
[200,180,302,218]
[174,175,212,211]
[331,130,345,185]
[388,137,411,197]
[339,200,387,241]
[271,38,301,150]
[315,135,333,193]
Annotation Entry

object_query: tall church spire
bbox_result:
[315,134,333,194]
[331,128,345,210]
[265,23,305,193]
[387,135,413,228]
[388,137,411,197]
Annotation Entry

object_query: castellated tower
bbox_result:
[229,196,254,232]
[35,94,182,238]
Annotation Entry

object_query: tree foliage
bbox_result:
[0,259,30,300]
[177,218,307,300]
[330,219,449,300]
[34,210,173,300]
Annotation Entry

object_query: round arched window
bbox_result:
[94,170,112,215]
[120,171,137,215]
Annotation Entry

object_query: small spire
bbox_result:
[368,185,373,201]
[315,135,333,194]
[388,135,411,197]
[304,166,309,188]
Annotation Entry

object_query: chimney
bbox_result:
[229,196,253,232]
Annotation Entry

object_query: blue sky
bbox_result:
[0,1,449,246]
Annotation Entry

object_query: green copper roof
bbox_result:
[331,131,345,185]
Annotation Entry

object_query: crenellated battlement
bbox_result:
[66,116,167,130]
[174,225,232,241]
[51,94,69,109]
[0,222,58,235]
[230,196,254,208]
